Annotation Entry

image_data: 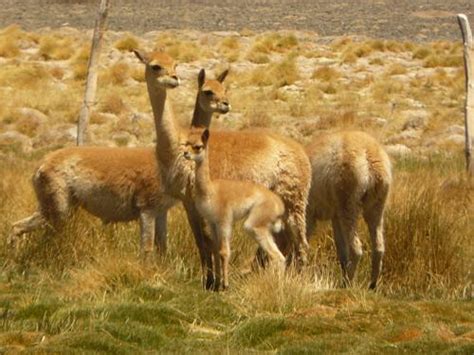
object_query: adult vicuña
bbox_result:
[184,127,286,290]
[8,50,184,260]
[305,130,392,289]
[137,51,311,289]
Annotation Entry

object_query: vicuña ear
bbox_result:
[202,129,210,144]
[216,68,229,83]
[133,49,149,64]
[198,69,206,88]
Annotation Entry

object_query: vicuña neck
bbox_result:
[194,153,213,198]
[191,94,213,128]
[147,80,180,167]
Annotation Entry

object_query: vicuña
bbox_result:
[184,126,286,290]
[9,51,186,260]
[305,130,392,289]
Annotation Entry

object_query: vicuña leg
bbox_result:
[9,212,46,247]
[154,210,168,256]
[216,224,231,290]
[244,208,286,273]
[183,201,214,290]
[331,216,350,286]
[335,206,362,287]
[209,223,223,292]
[139,210,156,262]
[363,200,386,290]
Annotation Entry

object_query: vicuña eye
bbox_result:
[203,90,213,96]
[151,65,162,71]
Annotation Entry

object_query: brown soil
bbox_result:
[1,0,473,41]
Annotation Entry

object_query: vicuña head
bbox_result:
[183,126,209,163]
[133,49,180,89]
[197,69,230,114]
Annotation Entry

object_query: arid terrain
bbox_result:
[1,0,473,40]
[0,1,473,353]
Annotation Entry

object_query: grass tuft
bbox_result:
[38,35,75,60]
[114,34,140,52]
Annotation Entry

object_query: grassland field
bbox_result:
[0,23,473,353]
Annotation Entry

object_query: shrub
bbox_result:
[38,35,75,60]
[114,35,140,52]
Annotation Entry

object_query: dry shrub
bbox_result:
[0,63,51,89]
[38,35,75,60]
[383,170,472,296]
[219,36,241,62]
[312,66,340,82]
[370,79,405,103]
[71,45,90,80]
[114,34,140,52]
[423,54,463,68]
[0,24,37,58]
[155,34,203,63]
[0,37,20,58]
[246,33,298,63]
[220,36,240,51]
[100,93,128,115]
[412,46,432,60]
[369,57,384,66]
[102,61,130,85]
[339,42,373,64]
[248,55,299,87]
[363,39,408,53]
[240,105,273,129]
[386,63,408,76]
[331,36,353,51]
[246,51,270,64]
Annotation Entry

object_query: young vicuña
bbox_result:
[305,130,392,289]
[184,126,286,290]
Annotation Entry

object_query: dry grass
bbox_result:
[246,33,298,63]
[245,55,299,87]
[219,36,240,62]
[101,61,130,85]
[114,34,140,52]
[0,37,20,58]
[99,92,128,115]
[38,34,75,60]
[312,66,341,81]
[0,26,473,352]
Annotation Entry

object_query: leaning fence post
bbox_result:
[457,14,474,178]
[77,0,110,145]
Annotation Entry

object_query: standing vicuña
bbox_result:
[184,127,286,290]
[8,50,182,260]
[305,130,392,289]
[137,50,311,289]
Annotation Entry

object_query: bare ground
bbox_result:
[1,0,473,41]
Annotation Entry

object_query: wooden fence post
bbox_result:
[457,14,474,178]
[77,0,110,145]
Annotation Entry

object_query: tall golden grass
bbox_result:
[1,155,471,299]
